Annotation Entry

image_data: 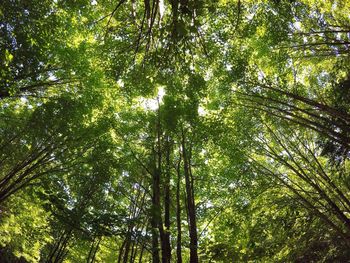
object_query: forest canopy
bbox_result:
[0,0,350,262]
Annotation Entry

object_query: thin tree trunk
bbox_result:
[151,136,161,263]
[87,236,97,263]
[176,155,182,263]
[129,240,136,263]
[118,239,127,263]
[181,130,198,263]
[163,136,172,263]
[138,243,145,263]
[123,231,132,263]
[87,237,101,263]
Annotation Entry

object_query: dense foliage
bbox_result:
[1,0,350,262]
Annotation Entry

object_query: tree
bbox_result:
[1,0,350,262]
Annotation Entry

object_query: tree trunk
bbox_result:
[176,155,183,263]
[181,130,198,263]
[151,164,161,263]
[123,231,132,263]
[163,136,172,263]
